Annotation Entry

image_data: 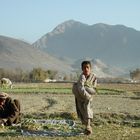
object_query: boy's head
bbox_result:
[0,92,8,106]
[81,61,92,76]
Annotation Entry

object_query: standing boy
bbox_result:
[72,60,97,135]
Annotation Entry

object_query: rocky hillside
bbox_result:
[0,35,73,74]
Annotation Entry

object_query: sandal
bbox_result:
[85,126,92,135]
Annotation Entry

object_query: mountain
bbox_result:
[0,35,73,74]
[33,20,140,69]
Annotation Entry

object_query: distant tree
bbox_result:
[14,68,30,82]
[0,67,58,82]
[130,68,140,80]
[63,75,69,81]
[29,68,47,82]
[47,70,58,79]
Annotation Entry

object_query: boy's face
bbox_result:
[82,64,91,76]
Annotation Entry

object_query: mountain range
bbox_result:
[1,20,140,77]
[33,20,140,69]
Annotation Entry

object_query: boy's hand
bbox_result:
[0,119,4,126]
[2,119,7,123]
[94,88,98,94]
[0,118,7,125]
[85,93,92,100]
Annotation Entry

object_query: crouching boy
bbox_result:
[0,92,21,126]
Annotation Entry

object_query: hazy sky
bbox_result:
[0,0,140,43]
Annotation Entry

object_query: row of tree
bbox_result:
[0,68,79,82]
[0,68,73,82]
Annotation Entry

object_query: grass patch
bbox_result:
[2,82,139,95]
[0,112,140,139]
[1,88,72,94]
[97,88,125,95]
[94,113,140,127]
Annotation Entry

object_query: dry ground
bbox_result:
[10,92,140,116]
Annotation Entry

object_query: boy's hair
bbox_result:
[81,61,92,69]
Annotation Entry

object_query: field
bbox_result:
[0,83,140,140]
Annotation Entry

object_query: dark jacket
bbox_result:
[0,97,21,125]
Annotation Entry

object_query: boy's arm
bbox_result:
[5,99,20,125]
[77,75,92,100]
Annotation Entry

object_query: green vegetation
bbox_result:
[1,87,124,95]
[97,88,125,95]
[1,87,72,94]
[1,83,126,95]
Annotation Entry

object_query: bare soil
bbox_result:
[10,92,140,116]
